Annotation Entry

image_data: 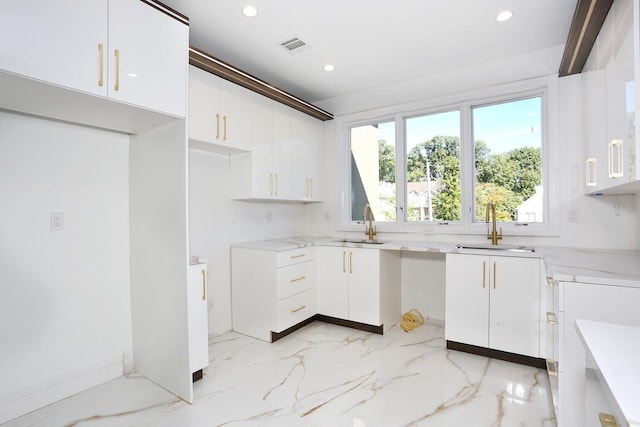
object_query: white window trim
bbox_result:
[336,75,560,237]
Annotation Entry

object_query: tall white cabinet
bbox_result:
[445,254,541,358]
[0,0,196,421]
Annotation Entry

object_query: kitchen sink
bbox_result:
[456,243,535,252]
[335,238,386,245]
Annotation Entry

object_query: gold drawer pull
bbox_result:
[201,269,206,301]
[113,49,120,91]
[599,413,617,427]
[546,359,558,377]
[98,43,104,87]
[290,253,306,259]
[546,276,557,286]
[546,311,558,325]
[290,305,306,314]
[290,276,306,283]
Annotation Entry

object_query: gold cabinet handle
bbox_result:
[599,413,617,427]
[350,251,353,274]
[586,158,597,187]
[223,115,227,141]
[114,49,120,91]
[546,311,558,325]
[342,251,346,273]
[98,43,104,87]
[290,253,306,259]
[215,113,220,139]
[274,174,278,195]
[608,139,623,178]
[482,261,486,288]
[291,305,306,314]
[200,269,207,301]
[290,276,306,283]
[546,276,558,287]
[493,262,496,289]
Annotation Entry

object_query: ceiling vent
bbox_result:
[280,37,308,54]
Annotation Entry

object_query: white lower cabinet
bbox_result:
[316,246,400,330]
[231,247,315,342]
[445,254,541,358]
[555,281,640,427]
[188,263,209,376]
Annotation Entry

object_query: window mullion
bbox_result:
[460,103,474,227]
[395,115,407,223]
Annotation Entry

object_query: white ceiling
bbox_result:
[162,0,578,105]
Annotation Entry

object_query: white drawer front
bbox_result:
[276,247,314,268]
[277,261,315,300]
[274,289,316,333]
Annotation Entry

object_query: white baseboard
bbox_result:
[0,355,123,424]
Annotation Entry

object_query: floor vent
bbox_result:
[280,37,308,53]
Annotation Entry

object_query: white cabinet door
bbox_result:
[108,0,187,117]
[188,264,209,373]
[250,95,275,198]
[445,254,540,357]
[445,254,490,347]
[189,66,221,145]
[0,0,108,96]
[316,246,349,319]
[348,249,381,326]
[291,110,323,201]
[489,257,540,357]
[272,103,293,199]
[219,78,252,151]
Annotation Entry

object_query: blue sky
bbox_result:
[380,97,542,155]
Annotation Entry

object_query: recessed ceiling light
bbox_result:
[323,64,335,72]
[242,6,258,17]
[496,10,513,22]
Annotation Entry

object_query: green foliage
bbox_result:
[397,134,541,222]
[378,139,396,183]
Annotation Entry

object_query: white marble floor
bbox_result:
[3,321,556,427]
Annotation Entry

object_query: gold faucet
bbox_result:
[363,204,377,241]
[486,202,503,245]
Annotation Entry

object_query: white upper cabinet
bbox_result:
[0,0,188,130]
[583,0,640,194]
[291,109,323,201]
[0,0,108,96]
[108,0,187,118]
[230,95,324,202]
[189,66,252,153]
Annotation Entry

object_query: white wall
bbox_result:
[189,150,307,336]
[0,111,132,419]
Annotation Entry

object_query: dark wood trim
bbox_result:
[141,0,189,25]
[315,314,384,334]
[271,315,318,342]
[192,369,203,382]
[446,341,546,369]
[270,314,383,342]
[189,47,334,122]
[559,0,614,76]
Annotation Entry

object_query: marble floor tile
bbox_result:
[2,322,556,426]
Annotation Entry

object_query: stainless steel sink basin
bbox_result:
[456,243,535,252]
[335,238,386,245]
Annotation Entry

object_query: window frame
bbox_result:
[337,77,560,237]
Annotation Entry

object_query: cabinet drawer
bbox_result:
[276,247,314,267]
[274,289,316,333]
[277,261,315,300]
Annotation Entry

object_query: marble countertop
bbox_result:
[231,237,640,287]
[575,319,640,427]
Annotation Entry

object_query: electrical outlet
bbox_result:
[50,212,64,230]
[568,208,579,223]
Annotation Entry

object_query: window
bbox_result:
[350,121,396,222]
[472,97,543,223]
[346,90,550,234]
[405,110,461,222]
